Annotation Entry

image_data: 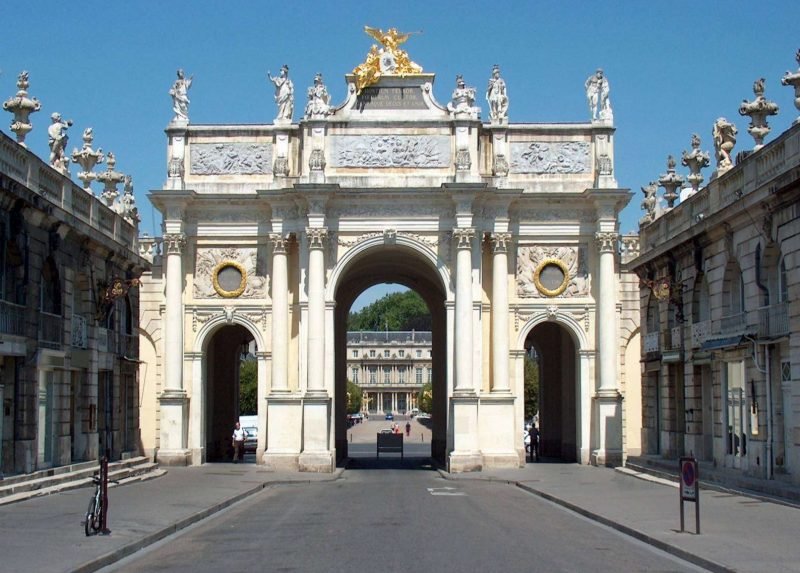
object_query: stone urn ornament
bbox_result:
[781,49,800,124]
[738,78,779,150]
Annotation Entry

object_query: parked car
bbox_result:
[243,427,258,453]
[385,412,394,421]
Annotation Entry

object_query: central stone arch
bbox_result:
[328,236,451,464]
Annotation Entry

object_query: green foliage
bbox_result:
[348,290,431,331]
[417,382,433,413]
[239,359,257,415]
[346,379,363,414]
[524,355,539,420]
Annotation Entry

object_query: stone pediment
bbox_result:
[330,75,450,122]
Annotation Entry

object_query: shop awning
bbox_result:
[700,335,746,351]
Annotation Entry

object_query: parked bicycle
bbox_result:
[84,471,118,536]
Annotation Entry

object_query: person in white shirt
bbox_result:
[232,422,248,463]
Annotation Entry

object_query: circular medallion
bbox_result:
[533,258,569,297]
[212,261,247,298]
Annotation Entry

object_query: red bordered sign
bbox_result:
[680,456,698,502]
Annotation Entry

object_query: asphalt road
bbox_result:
[105,465,707,573]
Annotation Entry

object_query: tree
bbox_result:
[348,290,431,331]
[417,382,432,413]
[524,354,539,420]
[346,379,363,414]
[239,359,257,415]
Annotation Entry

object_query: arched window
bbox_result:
[692,274,710,323]
[40,257,62,315]
[722,261,745,316]
[646,294,659,333]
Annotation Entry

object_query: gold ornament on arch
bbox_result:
[352,25,424,94]
[212,260,247,298]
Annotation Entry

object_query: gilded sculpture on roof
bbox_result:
[352,26,423,94]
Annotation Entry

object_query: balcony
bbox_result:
[39,312,63,349]
[719,312,746,335]
[758,303,789,338]
[691,319,710,347]
[644,331,660,353]
[117,333,138,357]
[71,314,88,348]
[0,300,26,336]
[666,326,683,350]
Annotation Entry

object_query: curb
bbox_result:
[71,468,345,573]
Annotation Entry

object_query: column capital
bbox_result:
[490,232,512,253]
[452,227,475,249]
[306,227,328,249]
[594,231,618,253]
[163,233,187,255]
[269,232,289,254]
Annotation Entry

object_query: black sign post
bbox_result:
[679,456,700,534]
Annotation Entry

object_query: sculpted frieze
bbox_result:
[194,247,267,299]
[516,245,591,298]
[190,143,273,175]
[330,135,451,168]
[510,141,590,174]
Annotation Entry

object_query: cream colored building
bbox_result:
[138,35,641,472]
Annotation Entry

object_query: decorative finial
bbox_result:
[659,155,685,209]
[681,134,710,197]
[71,126,105,193]
[3,71,42,146]
[781,49,800,124]
[739,77,779,150]
[95,151,126,207]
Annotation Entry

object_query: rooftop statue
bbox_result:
[712,117,737,175]
[447,75,480,119]
[352,26,423,94]
[585,68,612,122]
[486,64,509,123]
[48,112,73,175]
[304,73,332,119]
[169,69,193,123]
[268,64,294,122]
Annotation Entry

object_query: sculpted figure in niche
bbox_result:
[48,112,73,173]
[585,68,612,121]
[447,75,480,119]
[268,65,294,121]
[712,117,737,172]
[304,73,332,119]
[169,69,193,123]
[486,64,509,122]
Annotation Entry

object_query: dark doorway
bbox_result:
[526,322,577,462]
[205,324,255,461]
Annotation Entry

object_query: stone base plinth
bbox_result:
[264,452,300,472]
[482,452,522,469]
[156,448,191,466]
[591,448,623,467]
[448,452,483,473]
[298,451,334,473]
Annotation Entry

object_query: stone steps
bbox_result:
[0,457,165,506]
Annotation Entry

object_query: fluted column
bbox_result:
[163,233,186,393]
[491,232,511,392]
[595,232,618,393]
[306,227,327,393]
[453,228,474,392]
[270,233,289,392]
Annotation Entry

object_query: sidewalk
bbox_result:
[2,460,798,573]
[444,463,800,573]
[0,464,342,573]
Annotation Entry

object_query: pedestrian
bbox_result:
[232,421,247,463]
[405,421,411,437]
[530,424,540,462]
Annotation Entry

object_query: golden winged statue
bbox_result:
[352,26,423,94]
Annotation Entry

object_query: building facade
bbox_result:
[629,63,800,487]
[346,331,432,415]
[138,31,641,472]
[0,85,146,475]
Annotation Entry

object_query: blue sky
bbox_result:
[4,1,799,309]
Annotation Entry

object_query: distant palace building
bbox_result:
[346,331,432,415]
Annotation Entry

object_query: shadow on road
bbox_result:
[344,455,437,470]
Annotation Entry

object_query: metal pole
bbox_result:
[100,456,111,534]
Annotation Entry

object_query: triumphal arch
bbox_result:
[138,28,640,472]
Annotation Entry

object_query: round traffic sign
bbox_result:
[682,461,695,487]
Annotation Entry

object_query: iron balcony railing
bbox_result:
[758,302,789,338]
[0,299,26,336]
[117,333,138,357]
[39,311,63,349]
[719,312,746,335]
[644,331,660,353]
[691,319,710,347]
[71,314,88,348]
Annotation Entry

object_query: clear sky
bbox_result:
[4,1,799,310]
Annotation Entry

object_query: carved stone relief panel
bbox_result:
[510,141,591,174]
[516,245,591,298]
[194,247,267,299]
[329,135,451,168]
[190,143,273,175]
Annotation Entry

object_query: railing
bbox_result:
[117,333,138,357]
[97,327,113,353]
[758,303,789,338]
[39,311,63,349]
[71,314,88,348]
[0,300,26,336]
[691,319,710,347]
[719,312,746,335]
[667,326,683,350]
[644,331,660,353]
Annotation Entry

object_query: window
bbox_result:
[416,349,422,358]
[427,368,432,383]
[416,368,423,384]
[383,367,391,383]
[383,349,390,358]
[779,258,788,303]
[352,350,358,358]
[369,367,377,384]
[428,350,432,358]
[40,257,62,316]
[369,350,375,358]
[351,368,359,383]
[399,350,405,358]
[398,367,406,384]
[725,360,747,456]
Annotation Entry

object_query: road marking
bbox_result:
[427,487,466,496]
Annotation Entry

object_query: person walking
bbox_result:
[405,421,411,437]
[232,421,247,463]
[529,424,540,462]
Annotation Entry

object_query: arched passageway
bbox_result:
[526,322,577,462]
[204,324,255,461]
[333,244,448,465]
